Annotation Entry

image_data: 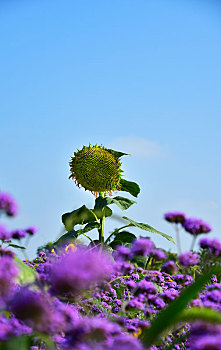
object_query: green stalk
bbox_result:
[99,193,105,243]
[105,224,131,244]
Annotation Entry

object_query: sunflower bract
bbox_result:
[69,145,122,195]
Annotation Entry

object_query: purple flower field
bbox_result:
[0,189,221,350]
[0,147,221,350]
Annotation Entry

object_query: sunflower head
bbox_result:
[69,145,122,196]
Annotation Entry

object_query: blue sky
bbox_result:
[1,0,221,258]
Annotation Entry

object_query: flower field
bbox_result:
[0,146,221,350]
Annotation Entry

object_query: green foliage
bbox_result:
[109,231,136,248]
[14,256,37,285]
[62,205,96,231]
[95,195,136,211]
[63,146,173,246]
[0,335,32,350]
[119,178,140,197]
[7,244,26,250]
[54,222,101,249]
[106,149,130,158]
[199,248,221,279]
[141,265,221,347]
[122,216,175,243]
[178,307,221,324]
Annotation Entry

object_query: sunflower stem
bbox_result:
[99,193,105,244]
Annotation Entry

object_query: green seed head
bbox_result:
[69,145,122,195]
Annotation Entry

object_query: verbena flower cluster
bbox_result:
[0,186,220,350]
[0,231,220,349]
[164,211,212,236]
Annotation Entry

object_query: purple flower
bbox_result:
[135,280,157,295]
[0,224,11,241]
[126,298,145,311]
[164,211,186,224]
[151,296,166,309]
[131,238,154,256]
[115,261,134,275]
[173,274,194,286]
[144,307,157,317]
[10,287,64,333]
[200,237,221,256]
[0,256,18,305]
[126,280,136,289]
[161,260,178,275]
[161,288,179,302]
[187,322,221,350]
[0,315,31,341]
[49,248,113,296]
[0,191,18,217]
[108,334,144,350]
[11,229,27,239]
[113,246,131,261]
[182,218,212,235]
[193,335,221,350]
[145,270,165,285]
[25,226,38,236]
[151,248,167,260]
[178,251,199,267]
[0,247,15,258]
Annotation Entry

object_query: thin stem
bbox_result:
[99,193,105,243]
[105,224,131,244]
[82,233,94,243]
[89,209,99,223]
[108,275,131,284]
[145,256,153,270]
[174,224,182,254]
[190,235,197,251]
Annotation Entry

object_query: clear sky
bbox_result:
[1,0,221,258]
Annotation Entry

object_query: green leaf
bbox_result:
[107,196,136,210]
[109,240,122,249]
[14,256,37,285]
[2,335,32,350]
[119,178,140,197]
[178,307,221,324]
[93,206,112,219]
[80,221,101,234]
[153,283,163,293]
[8,244,26,250]
[110,231,136,249]
[131,255,147,268]
[95,196,136,211]
[54,222,101,248]
[54,230,79,247]
[93,197,113,218]
[122,216,175,244]
[141,266,221,347]
[106,149,130,158]
[62,205,96,231]
[114,231,136,244]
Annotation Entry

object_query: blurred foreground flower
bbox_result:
[49,248,114,296]
[0,191,18,217]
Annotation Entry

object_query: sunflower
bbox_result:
[69,145,122,196]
